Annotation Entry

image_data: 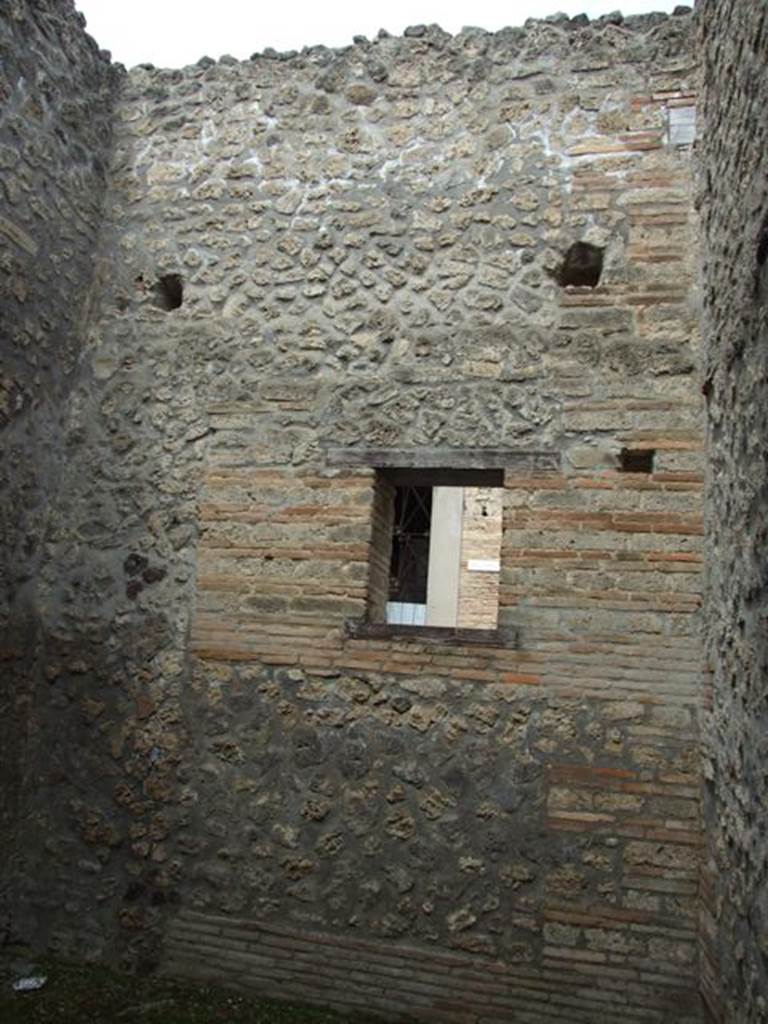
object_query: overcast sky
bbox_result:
[74,1,684,69]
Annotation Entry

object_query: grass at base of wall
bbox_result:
[0,958,387,1024]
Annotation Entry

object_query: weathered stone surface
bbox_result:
[0,0,120,953]
[699,3,768,1022]
[0,4,729,1022]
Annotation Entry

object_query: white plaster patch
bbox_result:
[467,559,500,573]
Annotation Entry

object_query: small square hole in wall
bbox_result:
[557,242,604,288]
[152,273,183,311]
[368,469,504,631]
[619,448,655,473]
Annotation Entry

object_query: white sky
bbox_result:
[74,1,684,69]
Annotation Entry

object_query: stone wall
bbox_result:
[14,9,707,1019]
[0,0,119,946]
[698,2,768,1021]
[10,4,768,1018]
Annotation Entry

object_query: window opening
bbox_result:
[373,471,503,630]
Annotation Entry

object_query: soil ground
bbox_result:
[0,958,385,1024]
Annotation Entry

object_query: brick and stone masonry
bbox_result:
[0,1,761,1021]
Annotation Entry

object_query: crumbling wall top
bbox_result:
[125,7,695,77]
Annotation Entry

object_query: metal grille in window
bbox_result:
[388,486,432,604]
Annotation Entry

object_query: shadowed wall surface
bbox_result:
[0,0,118,947]
[698,2,768,1020]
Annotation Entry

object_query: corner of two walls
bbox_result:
[0,0,121,952]
[697,1,768,1021]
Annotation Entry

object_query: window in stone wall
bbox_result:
[327,447,557,641]
[367,468,504,632]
